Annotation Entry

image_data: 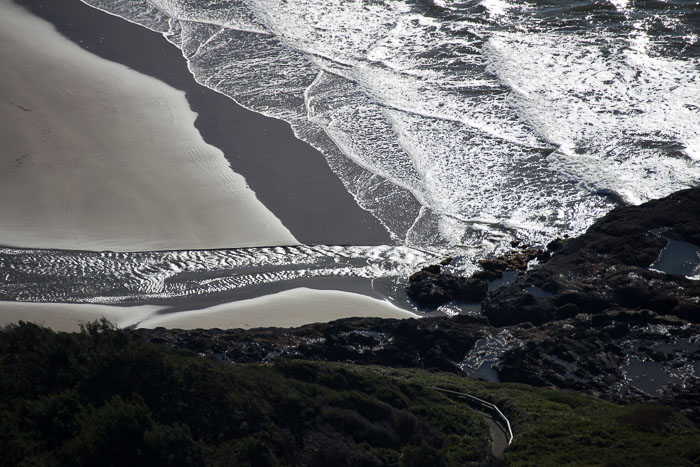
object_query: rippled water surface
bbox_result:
[0,245,443,307]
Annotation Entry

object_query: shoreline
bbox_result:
[16,0,391,246]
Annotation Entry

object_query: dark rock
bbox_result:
[478,258,510,272]
[537,250,552,263]
[406,266,487,308]
[452,313,490,326]
[604,343,624,356]
[471,269,504,281]
[136,315,487,375]
[454,278,488,302]
[613,286,654,309]
[605,323,629,339]
[556,303,580,319]
[483,289,558,326]
[420,264,442,275]
[650,351,671,362]
[553,291,611,314]
[674,303,700,323]
[546,238,567,252]
[405,276,453,308]
[472,248,547,284]
[478,186,700,327]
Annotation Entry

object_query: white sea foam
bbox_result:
[80,0,700,261]
[486,26,700,199]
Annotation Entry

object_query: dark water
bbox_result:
[651,238,700,278]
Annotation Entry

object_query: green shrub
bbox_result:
[0,322,491,466]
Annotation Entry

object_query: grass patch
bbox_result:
[357,367,700,466]
[618,406,673,431]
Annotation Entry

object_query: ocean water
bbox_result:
[2,0,699,309]
[80,0,700,252]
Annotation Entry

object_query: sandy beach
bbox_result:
[0,0,297,251]
[0,0,409,331]
[0,288,418,332]
[17,0,390,246]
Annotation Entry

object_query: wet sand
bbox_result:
[16,0,391,245]
[0,0,296,251]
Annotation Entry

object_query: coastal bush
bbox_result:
[358,367,700,466]
[2,321,698,465]
[0,321,490,466]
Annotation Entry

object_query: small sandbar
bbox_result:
[0,288,418,332]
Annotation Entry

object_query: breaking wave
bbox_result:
[79,0,699,255]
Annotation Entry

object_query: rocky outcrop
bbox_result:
[473,246,551,280]
[483,187,700,326]
[496,309,698,399]
[137,314,490,374]
[406,187,700,324]
[405,246,549,308]
[406,264,487,308]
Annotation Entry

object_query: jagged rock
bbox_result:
[477,248,546,276]
[408,246,552,309]
[546,238,567,252]
[482,187,700,326]
[591,309,687,327]
[136,315,486,374]
[481,289,557,326]
[406,265,487,308]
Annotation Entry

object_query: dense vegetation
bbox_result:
[365,368,700,466]
[1,321,698,466]
[0,321,490,466]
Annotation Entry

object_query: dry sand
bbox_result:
[17,0,390,245]
[0,0,297,251]
[0,288,418,332]
[136,288,419,329]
